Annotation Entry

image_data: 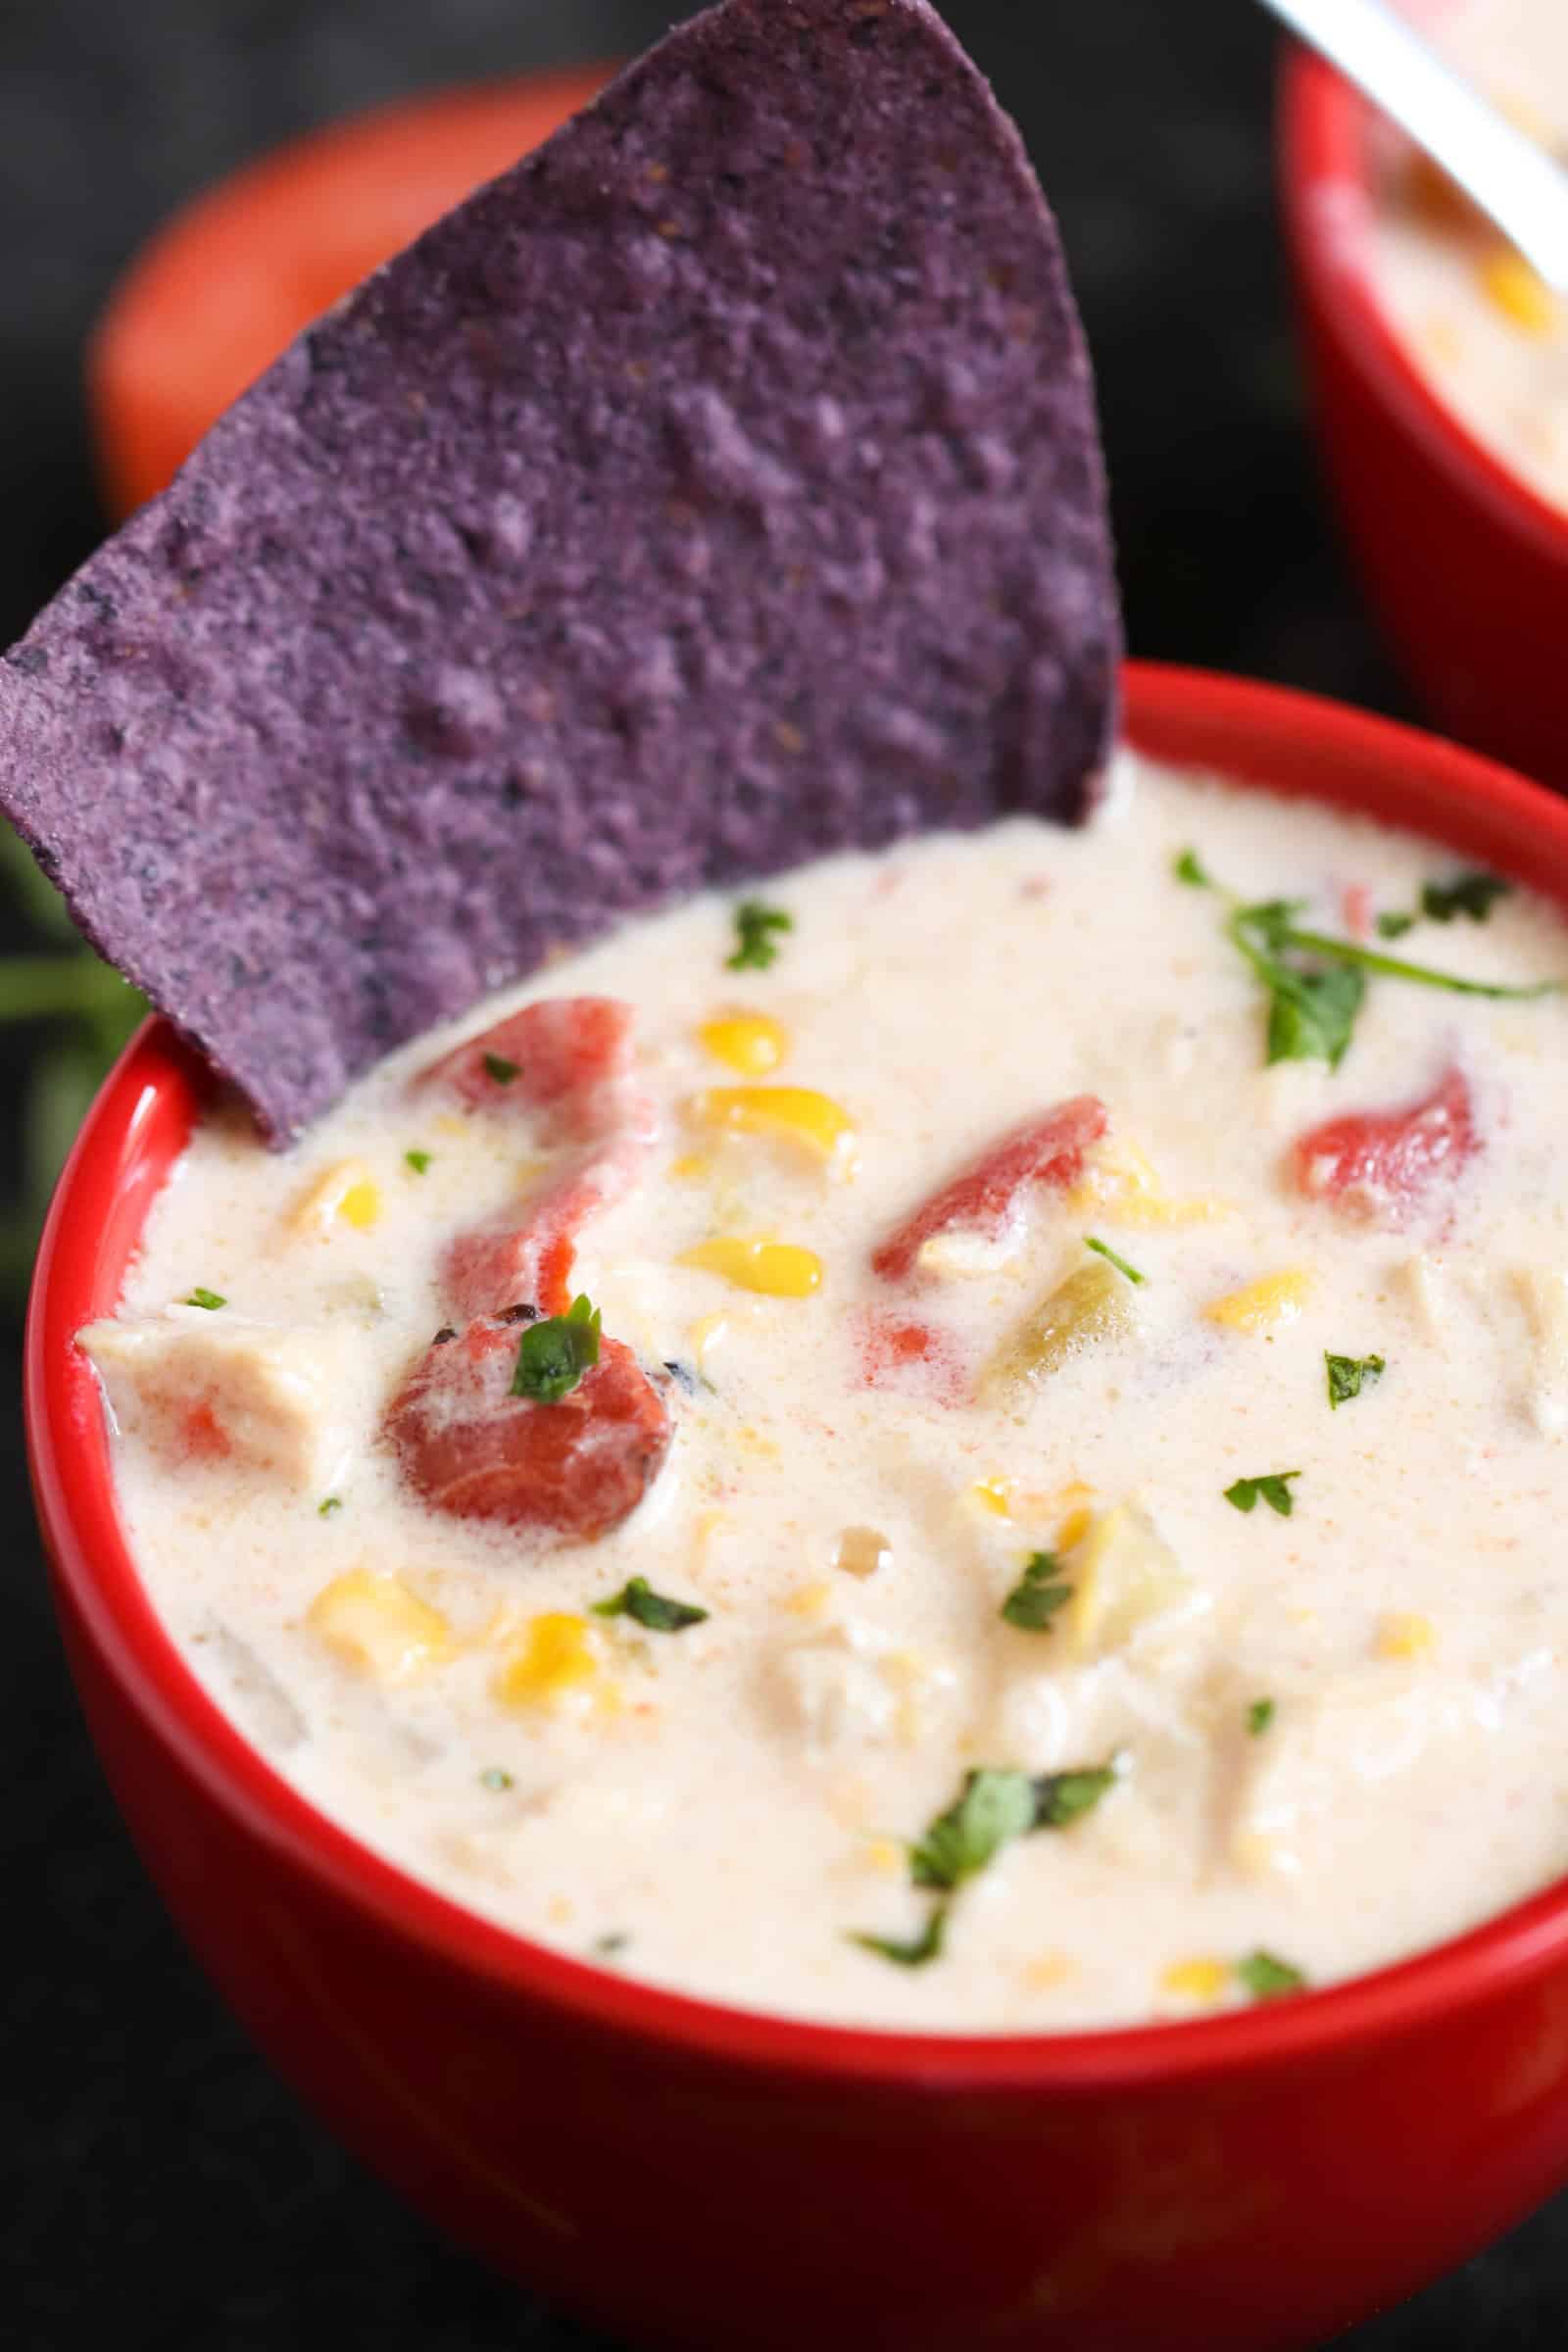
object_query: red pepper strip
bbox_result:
[1292,1062,1477,1224]
[871,1096,1109,1282]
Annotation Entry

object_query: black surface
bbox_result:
[2,3,1559,2347]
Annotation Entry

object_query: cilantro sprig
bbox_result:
[851,1760,1117,1969]
[1178,849,1553,1071]
[511,1294,602,1402]
[1000,1551,1074,1633]
[593,1576,709,1633]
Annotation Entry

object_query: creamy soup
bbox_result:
[1369,0,1568,514]
[81,753,1568,2031]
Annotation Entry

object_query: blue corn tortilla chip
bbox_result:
[0,0,1120,1143]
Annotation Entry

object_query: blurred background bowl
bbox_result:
[1279,39,1568,792]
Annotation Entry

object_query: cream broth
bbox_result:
[82,755,1568,2031]
[1368,0,1568,514]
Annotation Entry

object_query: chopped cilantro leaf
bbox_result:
[593,1575,709,1633]
[1174,848,1211,888]
[726,898,792,971]
[1247,1697,1275,1738]
[479,1767,514,1791]
[1237,1947,1306,2001]
[1032,1762,1118,1829]
[594,1932,630,1957]
[910,1769,1037,1890]
[1325,1350,1386,1409]
[483,1051,519,1085]
[511,1293,602,1402]
[183,1287,226,1310]
[1422,871,1513,925]
[1375,909,1416,941]
[1000,1551,1074,1633]
[318,1495,343,1519]
[1224,1471,1300,1518]
[909,1760,1117,1891]
[849,1904,949,1969]
[1085,1234,1147,1286]
[404,1148,432,1173]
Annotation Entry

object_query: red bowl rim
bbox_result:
[29,658,1568,2095]
[1277,36,1568,568]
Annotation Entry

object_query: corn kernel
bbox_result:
[1480,247,1558,336]
[1025,1951,1077,1991]
[286,1159,381,1239]
[690,1085,855,1165]
[787,1579,834,1619]
[971,1475,1015,1519]
[834,1525,891,1580]
[308,1569,452,1683]
[680,1236,823,1297]
[1204,1269,1313,1335]
[495,1612,606,1708]
[1068,1138,1226,1226]
[1056,1502,1095,1552]
[699,1012,790,1075]
[1377,1611,1438,1661]
[1161,1956,1231,2006]
[338,1178,381,1231]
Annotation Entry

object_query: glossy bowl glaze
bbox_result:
[28,662,1568,2351]
[1278,43,1568,791]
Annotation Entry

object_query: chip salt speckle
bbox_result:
[0,0,1120,1141]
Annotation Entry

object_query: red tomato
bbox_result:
[871,1096,1109,1282]
[442,1142,644,1323]
[1292,1062,1478,1222]
[88,67,616,518]
[386,1318,672,1539]
[416,997,636,1143]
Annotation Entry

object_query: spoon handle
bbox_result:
[1259,0,1568,293]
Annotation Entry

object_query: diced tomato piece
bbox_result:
[871,1096,1109,1282]
[1292,1063,1478,1223]
[441,1134,648,1322]
[416,997,638,1143]
[855,1309,965,1405]
[387,1318,672,1541]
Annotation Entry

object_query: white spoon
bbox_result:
[1258,0,1568,292]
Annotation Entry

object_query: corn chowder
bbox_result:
[80,753,1568,2031]
[1369,0,1568,514]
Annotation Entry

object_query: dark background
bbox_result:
[4,2,1561,2345]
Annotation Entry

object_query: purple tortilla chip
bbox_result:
[0,0,1119,1143]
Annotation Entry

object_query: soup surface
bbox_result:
[1369,0,1568,514]
[82,753,1568,2030]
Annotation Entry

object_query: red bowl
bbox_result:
[1278,42,1568,790]
[27,662,1568,2350]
